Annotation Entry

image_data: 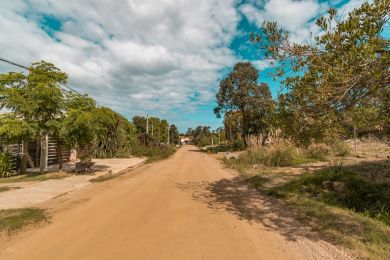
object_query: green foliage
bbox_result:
[130,145,176,163]
[188,126,212,147]
[132,116,170,144]
[270,169,390,225]
[251,0,390,143]
[207,140,246,153]
[61,106,137,159]
[0,115,35,143]
[231,139,246,151]
[0,153,13,178]
[91,107,136,158]
[169,124,180,145]
[214,62,274,145]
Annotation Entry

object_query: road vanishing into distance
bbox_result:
[1,146,351,259]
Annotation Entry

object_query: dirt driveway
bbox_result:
[0,145,352,259]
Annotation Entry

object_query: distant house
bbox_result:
[179,136,191,145]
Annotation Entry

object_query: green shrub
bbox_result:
[306,143,331,160]
[231,140,246,151]
[130,145,176,162]
[0,153,13,178]
[331,141,351,157]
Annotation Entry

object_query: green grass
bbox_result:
[0,172,70,184]
[240,167,390,259]
[269,169,390,225]
[90,174,117,183]
[281,197,390,259]
[0,208,49,233]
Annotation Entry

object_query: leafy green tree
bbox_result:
[223,111,243,142]
[214,62,274,146]
[251,0,390,143]
[189,126,212,147]
[0,61,67,173]
[0,114,36,173]
[60,108,96,162]
[92,107,136,158]
[132,116,147,135]
[169,124,180,145]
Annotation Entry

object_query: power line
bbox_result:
[0,57,82,95]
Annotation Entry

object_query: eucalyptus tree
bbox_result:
[214,62,274,146]
[169,124,180,145]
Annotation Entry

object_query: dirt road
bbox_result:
[1,146,351,259]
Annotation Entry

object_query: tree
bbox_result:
[223,111,243,142]
[214,62,274,146]
[251,0,390,143]
[189,126,212,147]
[132,116,147,135]
[0,61,67,173]
[169,124,180,145]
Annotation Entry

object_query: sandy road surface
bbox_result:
[1,146,352,260]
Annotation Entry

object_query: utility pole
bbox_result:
[151,124,154,136]
[146,114,149,134]
[167,126,170,145]
[218,129,221,145]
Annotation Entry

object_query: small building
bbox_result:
[0,112,74,171]
[179,136,191,145]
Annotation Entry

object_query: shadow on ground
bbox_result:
[176,177,322,242]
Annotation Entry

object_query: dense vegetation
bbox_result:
[216,1,389,258]
[0,61,178,175]
[215,0,389,148]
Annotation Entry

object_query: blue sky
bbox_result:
[0,0,379,132]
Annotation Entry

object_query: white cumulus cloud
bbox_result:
[0,0,240,129]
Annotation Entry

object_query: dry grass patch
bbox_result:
[0,208,49,234]
[90,174,117,183]
[0,172,70,184]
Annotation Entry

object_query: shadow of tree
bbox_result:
[176,158,390,257]
[176,177,322,242]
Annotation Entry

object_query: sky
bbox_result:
[0,0,373,132]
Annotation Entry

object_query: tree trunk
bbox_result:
[39,134,47,174]
[20,141,28,174]
[57,142,62,171]
[353,124,357,157]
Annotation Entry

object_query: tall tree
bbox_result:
[169,124,180,145]
[214,62,274,146]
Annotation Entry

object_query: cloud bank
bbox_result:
[0,0,367,130]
